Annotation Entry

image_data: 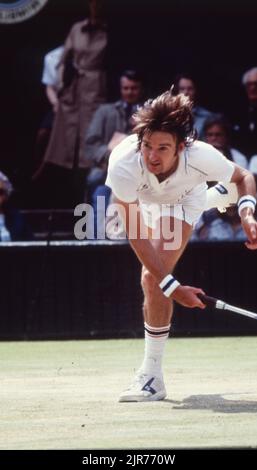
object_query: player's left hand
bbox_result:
[241,214,257,250]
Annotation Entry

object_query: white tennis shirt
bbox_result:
[42,46,64,87]
[106,134,235,206]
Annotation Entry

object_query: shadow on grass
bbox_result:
[165,394,257,413]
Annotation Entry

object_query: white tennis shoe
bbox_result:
[119,372,167,402]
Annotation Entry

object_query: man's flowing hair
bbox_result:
[133,89,197,149]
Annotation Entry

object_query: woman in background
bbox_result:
[40,0,108,208]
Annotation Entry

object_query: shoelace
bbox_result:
[126,373,149,389]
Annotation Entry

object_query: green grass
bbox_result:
[0,337,257,449]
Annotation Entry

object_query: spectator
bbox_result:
[85,69,144,236]
[192,207,247,242]
[38,0,108,208]
[203,116,248,168]
[41,45,64,112]
[33,45,64,177]
[192,117,248,242]
[173,73,218,139]
[0,172,33,241]
[232,67,257,160]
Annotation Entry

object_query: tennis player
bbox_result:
[105,89,257,402]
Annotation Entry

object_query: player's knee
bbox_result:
[141,270,160,298]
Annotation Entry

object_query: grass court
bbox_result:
[0,337,257,449]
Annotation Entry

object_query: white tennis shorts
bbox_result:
[139,185,207,229]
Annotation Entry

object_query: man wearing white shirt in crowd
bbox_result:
[33,46,64,181]
[41,46,64,112]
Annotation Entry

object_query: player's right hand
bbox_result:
[172,285,206,309]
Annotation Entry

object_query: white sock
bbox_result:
[139,322,171,377]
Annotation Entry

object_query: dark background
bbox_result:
[0,0,257,205]
[1,241,257,339]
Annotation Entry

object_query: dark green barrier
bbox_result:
[0,241,256,339]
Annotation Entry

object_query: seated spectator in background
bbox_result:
[232,67,257,160]
[203,116,248,168]
[192,207,247,242]
[193,117,250,243]
[173,73,218,139]
[85,69,144,235]
[33,45,64,176]
[0,172,33,241]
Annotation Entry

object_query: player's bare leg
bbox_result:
[119,218,192,402]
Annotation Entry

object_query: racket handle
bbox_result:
[198,293,217,308]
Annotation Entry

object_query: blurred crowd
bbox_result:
[1,0,257,242]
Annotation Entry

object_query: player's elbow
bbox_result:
[231,164,252,183]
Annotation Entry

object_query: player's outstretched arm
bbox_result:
[113,196,206,309]
[231,165,257,249]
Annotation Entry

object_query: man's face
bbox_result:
[120,77,143,105]
[141,131,184,179]
[178,78,196,103]
[205,124,228,151]
[245,70,257,103]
